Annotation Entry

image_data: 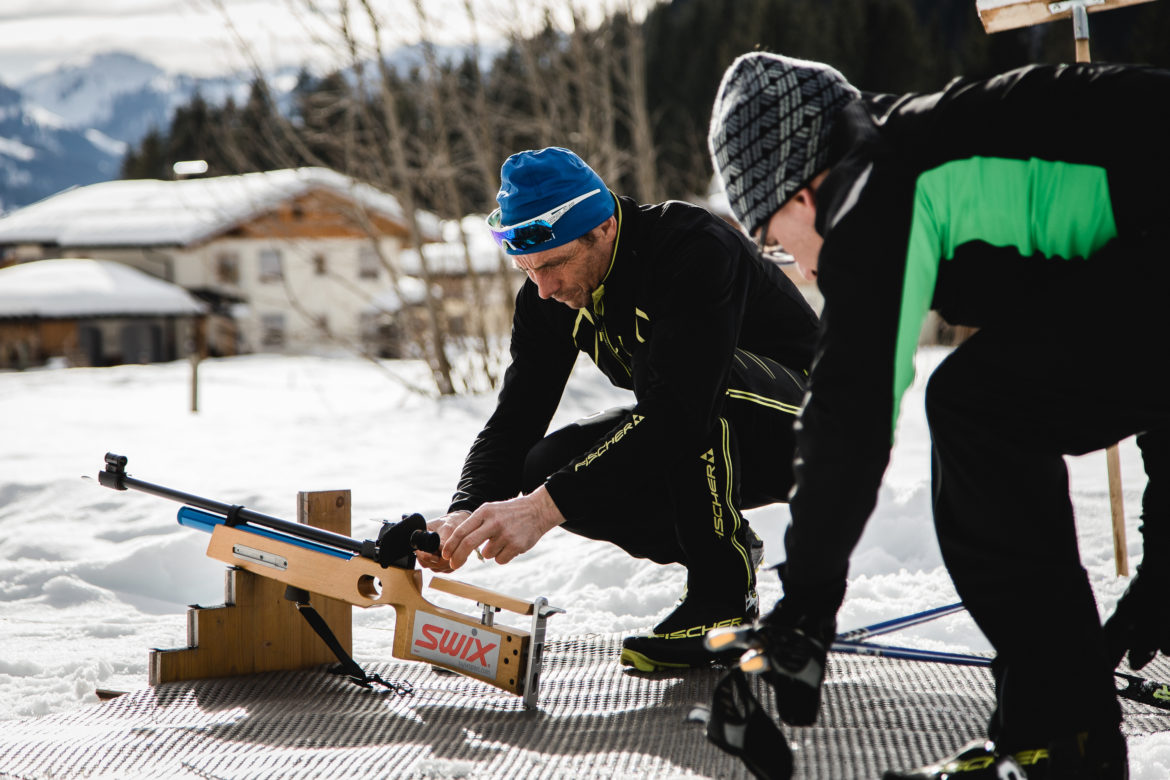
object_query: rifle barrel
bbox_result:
[118,473,366,555]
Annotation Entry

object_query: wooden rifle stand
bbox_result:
[149,489,353,684]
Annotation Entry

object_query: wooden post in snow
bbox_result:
[189,316,204,414]
[977,0,1155,577]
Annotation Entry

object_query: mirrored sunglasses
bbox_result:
[486,188,601,251]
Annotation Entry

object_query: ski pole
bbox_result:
[832,638,1170,712]
[833,638,990,667]
[836,602,966,643]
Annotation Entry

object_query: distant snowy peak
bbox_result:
[0,51,294,213]
[14,51,292,147]
[18,52,168,130]
[0,86,122,214]
[0,43,484,214]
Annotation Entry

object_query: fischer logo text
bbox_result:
[411,611,500,677]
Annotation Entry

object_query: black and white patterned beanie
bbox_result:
[709,52,860,236]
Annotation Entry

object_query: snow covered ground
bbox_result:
[1,348,1167,775]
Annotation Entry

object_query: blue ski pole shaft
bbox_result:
[833,639,1170,711]
[836,602,967,643]
[832,639,991,667]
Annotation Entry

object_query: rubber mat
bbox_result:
[1,635,1166,779]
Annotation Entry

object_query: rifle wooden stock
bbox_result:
[205,523,534,696]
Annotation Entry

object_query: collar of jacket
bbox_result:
[589,194,624,316]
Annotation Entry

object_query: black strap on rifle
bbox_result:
[705,668,793,780]
[284,586,412,695]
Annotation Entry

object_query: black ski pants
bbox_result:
[521,349,805,601]
[925,234,1170,750]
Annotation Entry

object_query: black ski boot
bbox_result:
[884,729,1128,780]
[621,591,760,671]
[621,527,764,671]
[705,667,794,780]
[882,740,1043,779]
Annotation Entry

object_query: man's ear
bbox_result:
[791,186,816,211]
[599,214,618,239]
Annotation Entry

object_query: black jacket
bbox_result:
[450,195,820,521]
[784,63,1170,595]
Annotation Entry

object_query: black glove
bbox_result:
[1103,566,1170,670]
[752,567,844,726]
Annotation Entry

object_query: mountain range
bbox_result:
[0,43,496,216]
[0,52,294,215]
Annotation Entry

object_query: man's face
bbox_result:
[513,234,609,309]
[757,188,823,282]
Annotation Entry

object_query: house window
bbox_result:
[259,249,283,282]
[313,254,327,275]
[260,313,286,346]
[358,245,380,280]
[216,252,240,284]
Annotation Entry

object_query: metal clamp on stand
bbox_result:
[523,597,565,709]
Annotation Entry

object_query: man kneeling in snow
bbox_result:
[416,146,819,672]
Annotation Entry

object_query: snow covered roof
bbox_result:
[0,258,207,318]
[0,167,440,248]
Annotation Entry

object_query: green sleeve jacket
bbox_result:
[449,195,820,521]
[784,62,1170,592]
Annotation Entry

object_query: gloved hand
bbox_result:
[1103,566,1170,670]
[757,596,837,726]
[753,567,844,726]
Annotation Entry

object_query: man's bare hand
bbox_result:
[415,511,470,573]
[442,486,565,570]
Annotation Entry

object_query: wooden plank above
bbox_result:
[977,0,1158,32]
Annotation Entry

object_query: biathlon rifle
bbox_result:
[96,453,562,708]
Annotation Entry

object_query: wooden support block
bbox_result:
[149,490,353,685]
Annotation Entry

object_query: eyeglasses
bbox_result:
[753,228,795,266]
[486,188,601,251]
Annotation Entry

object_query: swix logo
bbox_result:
[411,611,500,677]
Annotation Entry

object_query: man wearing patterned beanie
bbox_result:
[707,51,1170,779]
[416,146,821,671]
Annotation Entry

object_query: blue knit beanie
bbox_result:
[493,147,614,255]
